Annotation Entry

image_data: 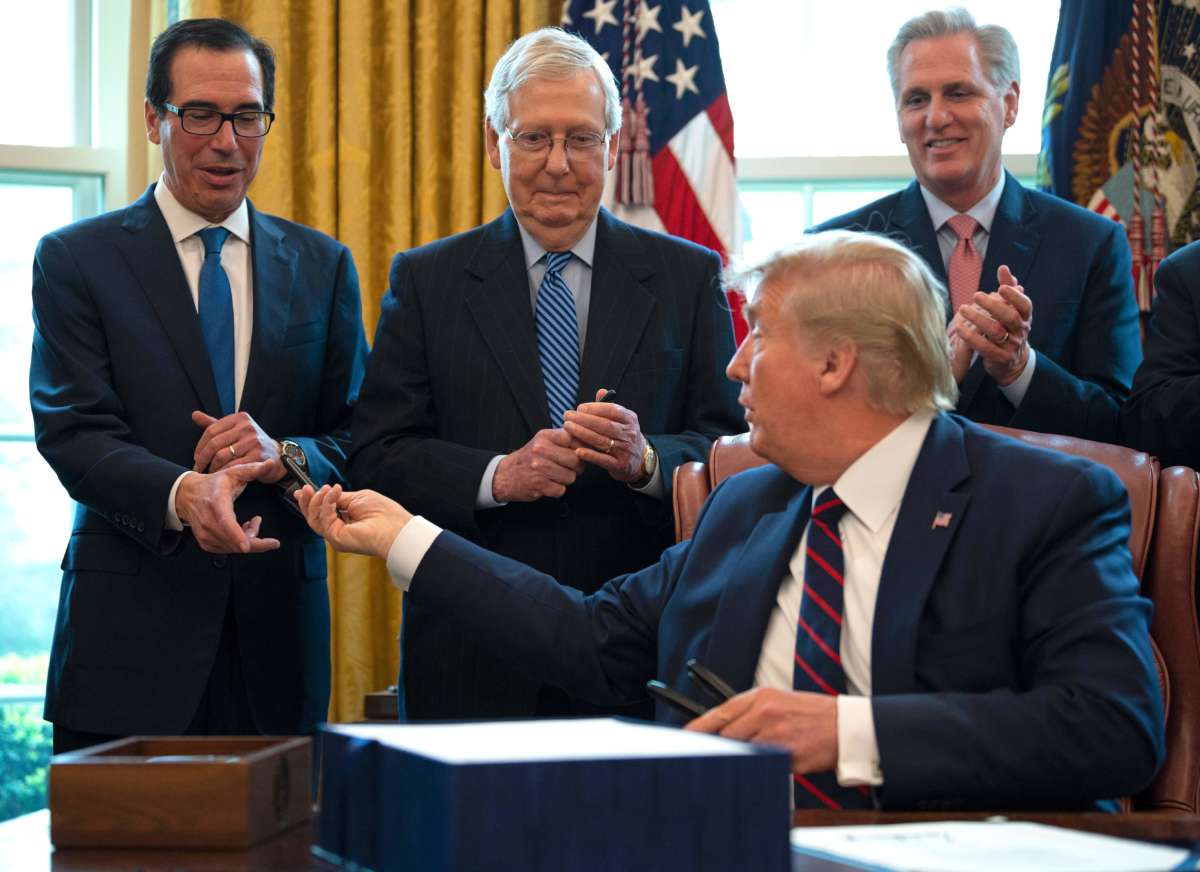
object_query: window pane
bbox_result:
[713,0,1058,158]
[811,185,906,226]
[0,2,82,147]
[741,187,808,265]
[0,181,84,434]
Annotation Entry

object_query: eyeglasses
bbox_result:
[164,102,276,138]
[504,127,608,157]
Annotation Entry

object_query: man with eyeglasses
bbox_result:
[349,27,743,722]
[30,17,368,752]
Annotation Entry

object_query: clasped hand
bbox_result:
[175,410,287,554]
[492,389,648,502]
[948,264,1033,386]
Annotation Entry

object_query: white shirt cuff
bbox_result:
[835,695,883,787]
[475,455,508,509]
[384,515,443,592]
[628,456,664,499]
[999,347,1037,407]
[165,471,193,531]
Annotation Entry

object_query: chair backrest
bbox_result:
[671,426,1200,813]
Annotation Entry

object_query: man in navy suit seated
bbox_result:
[298,230,1163,811]
[814,8,1140,443]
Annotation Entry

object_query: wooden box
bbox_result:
[49,736,312,848]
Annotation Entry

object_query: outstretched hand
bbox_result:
[295,484,412,559]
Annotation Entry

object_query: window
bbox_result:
[710,0,1060,262]
[0,0,129,822]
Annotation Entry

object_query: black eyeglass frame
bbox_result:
[162,102,276,138]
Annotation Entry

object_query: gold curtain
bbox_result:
[177,0,559,721]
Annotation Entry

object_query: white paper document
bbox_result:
[789,820,1194,872]
[333,717,759,763]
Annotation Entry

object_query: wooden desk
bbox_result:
[4,807,1198,870]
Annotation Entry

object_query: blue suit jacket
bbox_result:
[813,174,1141,443]
[1121,240,1200,468]
[31,186,369,736]
[349,207,744,720]
[411,414,1163,810]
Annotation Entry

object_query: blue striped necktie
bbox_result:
[197,227,235,415]
[535,251,579,428]
[792,488,872,809]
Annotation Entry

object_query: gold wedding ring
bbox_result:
[606,438,615,454]
[994,330,1009,344]
[228,444,238,457]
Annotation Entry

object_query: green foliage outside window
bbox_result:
[0,653,52,822]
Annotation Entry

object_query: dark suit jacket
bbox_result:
[349,207,743,720]
[814,174,1141,443]
[1121,240,1200,468]
[31,186,369,736]
[410,413,1164,810]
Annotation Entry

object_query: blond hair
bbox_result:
[729,231,957,416]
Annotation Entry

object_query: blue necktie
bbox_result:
[198,227,235,416]
[792,489,872,809]
[535,251,580,428]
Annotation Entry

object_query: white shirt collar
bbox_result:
[517,214,598,270]
[920,171,1007,235]
[154,173,251,246]
[822,411,937,533]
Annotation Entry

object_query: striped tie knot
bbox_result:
[544,250,572,275]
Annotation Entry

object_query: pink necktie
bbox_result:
[946,214,982,313]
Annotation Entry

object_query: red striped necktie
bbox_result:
[792,488,872,809]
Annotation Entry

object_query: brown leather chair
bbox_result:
[672,427,1200,813]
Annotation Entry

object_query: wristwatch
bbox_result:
[632,442,658,488]
[277,439,315,497]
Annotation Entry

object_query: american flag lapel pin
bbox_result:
[931,511,953,530]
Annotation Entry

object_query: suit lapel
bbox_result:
[578,209,655,401]
[464,210,549,434]
[704,480,812,693]
[958,173,1041,413]
[871,414,972,694]
[117,186,222,414]
[239,204,297,415]
[890,182,947,298]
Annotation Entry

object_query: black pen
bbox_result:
[598,389,617,403]
[686,659,736,704]
[646,679,708,719]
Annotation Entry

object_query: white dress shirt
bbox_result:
[385,411,938,790]
[475,215,663,508]
[155,176,254,529]
[754,411,935,788]
[920,174,1037,406]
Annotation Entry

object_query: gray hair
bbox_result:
[886,7,1020,101]
[727,231,958,417]
[484,28,622,134]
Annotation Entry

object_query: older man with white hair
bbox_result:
[305,230,1163,811]
[349,27,742,723]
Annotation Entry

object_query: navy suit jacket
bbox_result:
[814,174,1141,443]
[411,414,1163,810]
[1121,240,1200,468]
[31,186,369,736]
[349,207,744,720]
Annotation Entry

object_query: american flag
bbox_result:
[563,0,746,341]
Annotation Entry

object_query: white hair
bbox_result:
[484,27,622,134]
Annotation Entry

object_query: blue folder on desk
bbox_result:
[317,717,791,872]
